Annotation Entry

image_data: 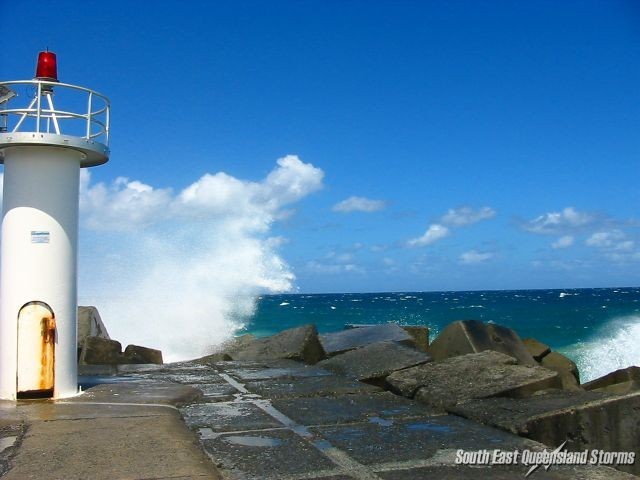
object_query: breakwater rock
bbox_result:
[63,313,638,478]
[77,305,163,365]
[179,320,640,479]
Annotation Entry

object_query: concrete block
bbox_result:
[69,381,203,407]
[195,336,258,364]
[182,402,282,431]
[451,390,640,475]
[583,366,640,392]
[375,465,635,479]
[386,350,559,408]
[202,429,337,479]
[231,324,325,364]
[317,341,431,383]
[79,336,122,365]
[310,415,541,467]
[77,306,110,349]
[540,351,581,391]
[224,364,332,382]
[428,320,536,365]
[244,375,382,399]
[320,323,413,356]
[402,326,429,352]
[272,392,440,426]
[123,344,163,364]
[523,337,551,361]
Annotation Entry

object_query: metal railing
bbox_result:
[0,80,110,147]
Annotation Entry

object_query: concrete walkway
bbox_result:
[0,360,637,479]
[0,382,220,480]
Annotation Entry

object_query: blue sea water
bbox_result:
[243,287,640,382]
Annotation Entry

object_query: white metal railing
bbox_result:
[0,80,110,146]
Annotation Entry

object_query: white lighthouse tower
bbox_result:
[0,52,110,399]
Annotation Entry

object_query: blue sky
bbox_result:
[3,0,639,296]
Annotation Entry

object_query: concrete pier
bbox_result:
[1,356,632,479]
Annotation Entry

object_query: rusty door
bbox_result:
[17,302,55,397]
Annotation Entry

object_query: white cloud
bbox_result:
[586,230,624,248]
[80,173,173,230]
[441,206,496,227]
[586,230,634,252]
[459,250,494,265]
[407,224,450,247]
[551,235,574,249]
[332,196,386,213]
[406,205,494,249]
[81,155,324,232]
[77,155,324,361]
[523,207,594,235]
[305,260,365,274]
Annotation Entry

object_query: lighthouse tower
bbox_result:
[0,52,110,399]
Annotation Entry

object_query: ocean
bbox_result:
[243,287,640,383]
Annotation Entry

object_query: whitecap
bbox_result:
[559,315,640,382]
[279,302,290,306]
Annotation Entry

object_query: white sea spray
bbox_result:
[558,315,640,382]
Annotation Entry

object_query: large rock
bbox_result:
[386,350,559,408]
[77,306,110,349]
[583,366,640,394]
[231,325,325,364]
[123,344,163,364]
[451,390,640,475]
[428,320,536,365]
[194,334,257,364]
[401,326,429,352]
[79,336,123,365]
[317,341,431,383]
[320,323,413,356]
[522,337,551,361]
[540,351,581,391]
[583,366,640,390]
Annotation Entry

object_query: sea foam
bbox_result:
[560,315,640,383]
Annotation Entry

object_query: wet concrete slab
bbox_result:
[310,415,540,467]
[244,375,382,399]
[65,381,203,407]
[373,465,635,480]
[182,401,283,431]
[224,364,333,382]
[3,409,219,480]
[311,476,356,480]
[190,382,239,401]
[1,402,176,421]
[117,363,168,373]
[159,373,222,384]
[202,428,338,479]
[272,392,441,426]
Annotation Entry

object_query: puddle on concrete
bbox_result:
[312,439,333,451]
[406,422,453,433]
[369,416,394,427]
[77,375,141,389]
[0,436,16,453]
[223,435,283,447]
[198,428,216,440]
[193,403,254,418]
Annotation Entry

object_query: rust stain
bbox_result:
[39,316,55,391]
